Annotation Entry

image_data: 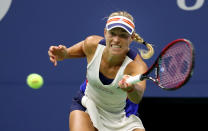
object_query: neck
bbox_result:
[102,48,126,67]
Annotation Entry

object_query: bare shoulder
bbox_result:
[125,55,148,76]
[83,35,104,55]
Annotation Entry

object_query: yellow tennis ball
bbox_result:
[26,73,44,89]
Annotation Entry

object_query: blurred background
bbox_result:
[0,0,207,130]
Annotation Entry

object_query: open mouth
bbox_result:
[111,44,121,48]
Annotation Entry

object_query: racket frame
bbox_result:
[141,39,195,90]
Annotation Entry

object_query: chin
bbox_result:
[110,50,125,56]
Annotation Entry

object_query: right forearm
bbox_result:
[65,41,86,59]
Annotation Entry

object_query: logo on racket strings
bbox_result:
[162,53,188,77]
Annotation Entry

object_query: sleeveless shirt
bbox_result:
[81,39,144,131]
[85,40,135,112]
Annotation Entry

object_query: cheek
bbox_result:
[105,34,112,41]
[126,38,132,46]
[106,37,114,45]
[105,39,111,47]
[123,39,131,47]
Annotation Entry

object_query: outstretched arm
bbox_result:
[118,55,148,104]
[48,41,85,66]
[48,35,103,66]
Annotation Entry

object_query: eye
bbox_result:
[110,32,116,36]
[119,34,129,39]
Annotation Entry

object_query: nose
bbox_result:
[112,35,120,43]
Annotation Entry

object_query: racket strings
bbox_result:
[159,42,192,89]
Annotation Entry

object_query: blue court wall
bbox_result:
[0,0,207,131]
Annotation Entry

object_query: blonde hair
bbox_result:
[108,11,154,59]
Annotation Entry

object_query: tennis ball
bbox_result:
[26,73,44,89]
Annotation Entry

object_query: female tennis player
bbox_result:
[48,11,154,131]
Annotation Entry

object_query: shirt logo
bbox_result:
[95,86,114,95]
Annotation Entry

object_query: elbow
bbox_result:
[130,97,142,104]
[135,99,142,104]
[133,101,140,104]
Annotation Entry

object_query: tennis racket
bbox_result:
[126,39,195,90]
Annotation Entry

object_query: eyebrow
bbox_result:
[111,28,128,33]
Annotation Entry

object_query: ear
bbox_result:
[128,32,134,43]
[131,32,136,40]
[104,28,107,37]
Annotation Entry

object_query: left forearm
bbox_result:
[127,84,144,104]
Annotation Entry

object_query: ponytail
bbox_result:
[133,33,154,59]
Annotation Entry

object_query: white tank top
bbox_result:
[85,43,134,113]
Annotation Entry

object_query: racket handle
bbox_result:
[126,74,142,84]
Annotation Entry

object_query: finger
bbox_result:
[123,75,131,80]
[118,81,122,87]
[49,46,56,51]
[54,60,57,66]
[48,50,53,56]
[58,45,66,49]
[124,83,129,88]
[119,81,127,89]
[50,56,57,66]
[49,47,56,53]
[48,51,57,59]
[50,46,59,51]
[50,56,56,64]
[58,45,63,48]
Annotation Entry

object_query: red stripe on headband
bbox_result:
[107,17,135,29]
[122,19,135,29]
[107,18,120,23]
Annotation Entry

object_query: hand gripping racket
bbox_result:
[126,39,195,90]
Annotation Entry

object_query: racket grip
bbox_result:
[126,74,142,84]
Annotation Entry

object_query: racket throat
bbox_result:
[148,77,165,89]
[147,77,158,83]
[142,75,159,83]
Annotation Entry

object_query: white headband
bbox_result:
[106,16,135,35]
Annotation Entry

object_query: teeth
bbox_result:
[111,45,121,48]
